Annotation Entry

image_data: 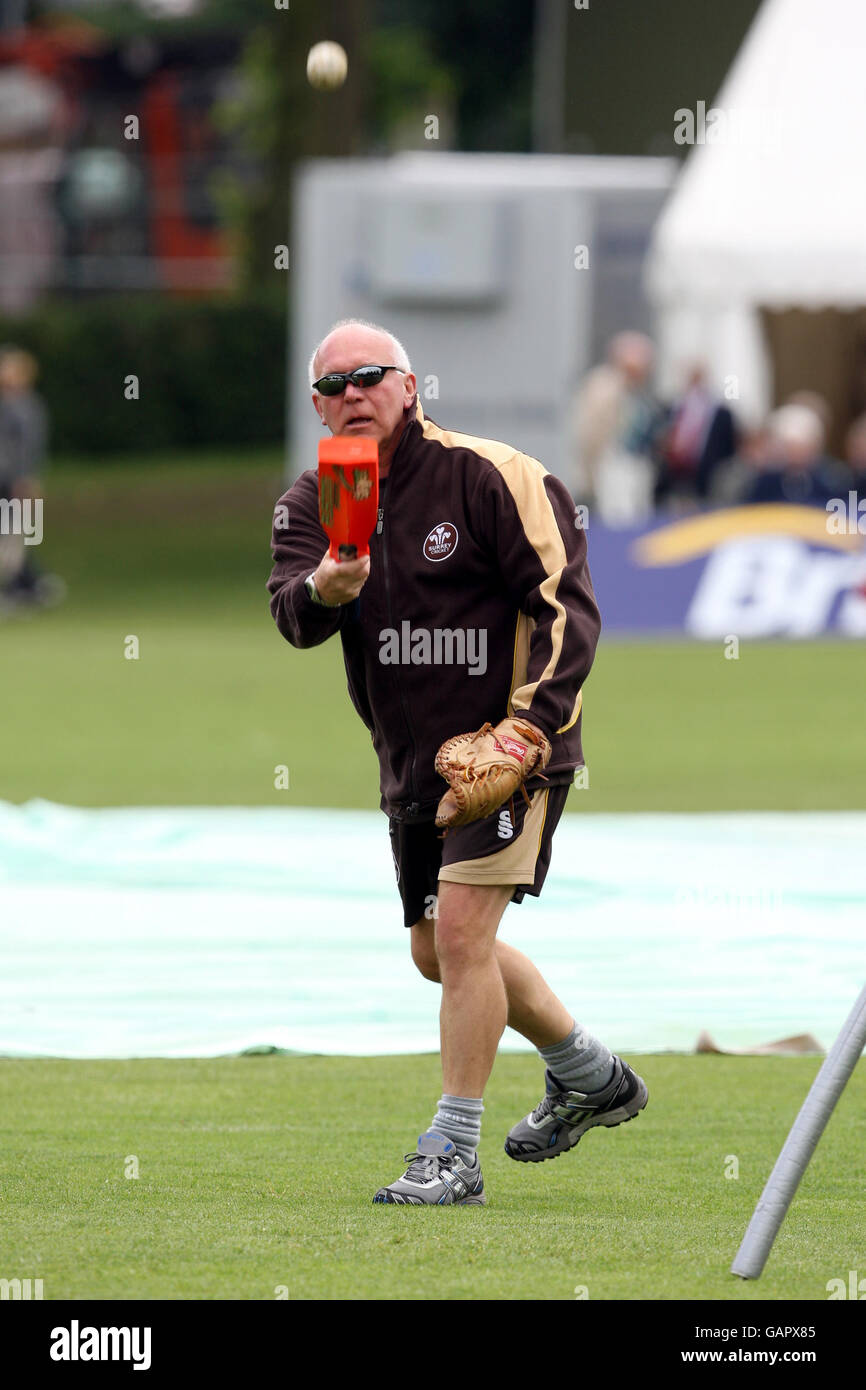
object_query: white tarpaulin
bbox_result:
[0,801,862,1058]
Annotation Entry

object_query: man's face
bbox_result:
[311,327,416,448]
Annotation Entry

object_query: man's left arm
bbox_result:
[485,452,602,742]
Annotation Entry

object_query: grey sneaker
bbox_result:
[504,1057,648,1162]
[372,1130,487,1205]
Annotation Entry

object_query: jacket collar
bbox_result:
[387,395,424,472]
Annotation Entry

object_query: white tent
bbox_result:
[644,0,866,423]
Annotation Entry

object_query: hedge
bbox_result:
[0,295,286,457]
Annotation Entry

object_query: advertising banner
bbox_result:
[587,502,866,637]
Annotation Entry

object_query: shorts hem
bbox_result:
[438,866,534,886]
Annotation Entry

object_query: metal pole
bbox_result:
[532,0,568,153]
[731,983,866,1279]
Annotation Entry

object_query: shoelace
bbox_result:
[531,1087,595,1124]
[532,1072,620,1123]
[401,1150,457,1183]
[531,1093,558,1124]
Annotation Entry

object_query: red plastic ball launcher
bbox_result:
[317,436,379,560]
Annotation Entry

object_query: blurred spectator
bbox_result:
[569,330,663,526]
[654,361,738,509]
[709,424,771,505]
[843,412,866,499]
[0,346,62,612]
[786,389,833,441]
[739,403,848,507]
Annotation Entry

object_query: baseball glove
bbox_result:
[434,716,552,830]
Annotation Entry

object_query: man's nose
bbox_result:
[343,380,365,402]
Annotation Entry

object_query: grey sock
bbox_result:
[430,1094,483,1164]
[540,1022,615,1094]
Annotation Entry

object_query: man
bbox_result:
[268,318,648,1206]
[654,361,738,507]
[569,330,661,526]
[0,346,53,611]
[844,411,866,500]
[741,403,847,507]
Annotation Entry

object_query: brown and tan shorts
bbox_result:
[387,777,572,929]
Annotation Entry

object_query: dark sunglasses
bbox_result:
[312,364,406,396]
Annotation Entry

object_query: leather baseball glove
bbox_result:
[434,716,552,830]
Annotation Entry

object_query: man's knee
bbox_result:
[435,918,491,971]
[435,884,510,970]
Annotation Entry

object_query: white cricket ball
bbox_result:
[306,41,348,91]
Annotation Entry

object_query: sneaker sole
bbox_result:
[372,1189,487,1206]
[505,1077,649,1163]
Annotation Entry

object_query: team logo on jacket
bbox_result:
[423,523,459,562]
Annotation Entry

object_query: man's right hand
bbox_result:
[312,550,370,606]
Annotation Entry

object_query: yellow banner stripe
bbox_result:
[632,504,861,568]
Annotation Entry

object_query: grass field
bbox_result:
[1,453,863,1304]
[1,1053,863,1302]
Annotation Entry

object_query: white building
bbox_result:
[291,152,675,479]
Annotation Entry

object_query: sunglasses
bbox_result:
[312,364,406,396]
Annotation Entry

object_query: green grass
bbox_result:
[1,453,864,809]
[0,1054,862,1301]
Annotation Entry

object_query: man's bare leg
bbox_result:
[497,940,576,1047]
[376,883,645,1202]
[411,903,575,1059]
[433,880,514,1098]
[408,884,647,1167]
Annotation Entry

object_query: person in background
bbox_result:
[569,330,662,526]
[0,346,62,612]
[843,413,866,505]
[786,389,833,444]
[739,403,847,507]
[653,361,738,509]
[708,423,771,506]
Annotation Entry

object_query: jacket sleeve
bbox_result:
[266,470,347,649]
[483,451,602,740]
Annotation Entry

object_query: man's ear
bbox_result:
[403,373,417,404]
[312,392,324,422]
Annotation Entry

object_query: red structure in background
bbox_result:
[0,16,236,297]
[0,17,103,87]
[141,69,229,288]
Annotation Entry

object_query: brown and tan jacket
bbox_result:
[267,401,602,820]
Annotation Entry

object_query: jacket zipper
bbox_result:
[378,465,420,817]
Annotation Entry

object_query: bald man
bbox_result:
[268,318,648,1205]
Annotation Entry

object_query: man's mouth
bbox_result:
[345,415,374,428]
